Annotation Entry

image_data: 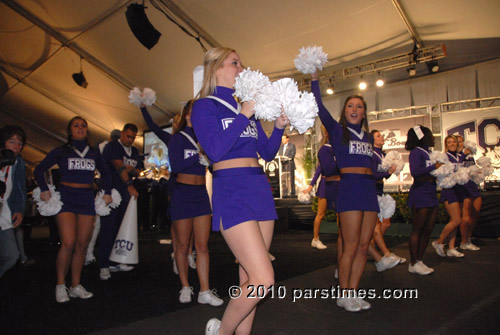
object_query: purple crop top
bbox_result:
[34,140,111,194]
[192,86,284,163]
[409,146,436,178]
[168,127,206,176]
[446,151,464,171]
[372,147,390,181]
[311,80,373,170]
[318,144,339,177]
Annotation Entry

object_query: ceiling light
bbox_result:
[359,79,367,90]
[427,60,439,73]
[72,57,88,88]
[126,3,161,50]
[375,72,384,87]
[72,71,88,88]
[408,65,416,77]
[326,85,334,95]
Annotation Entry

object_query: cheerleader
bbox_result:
[191,47,288,335]
[368,129,405,271]
[302,126,340,250]
[311,72,377,312]
[34,116,112,302]
[432,135,469,257]
[457,135,481,251]
[406,125,440,275]
[164,100,222,306]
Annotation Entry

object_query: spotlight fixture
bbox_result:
[72,57,88,88]
[359,79,367,90]
[426,59,439,73]
[408,65,417,77]
[325,79,335,95]
[126,3,161,50]
[375,72,384,87]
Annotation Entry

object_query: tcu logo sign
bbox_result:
[447,117,500,150]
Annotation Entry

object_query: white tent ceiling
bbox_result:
[1,0,500,166]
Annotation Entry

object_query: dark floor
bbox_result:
[1,224,499,335]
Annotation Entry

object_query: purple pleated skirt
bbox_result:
[463,180,481,199]
[407,181,438,209]
[170,182,212,221]
[58,185,96,216]
[336,174,379,213]
[212,167,277,231]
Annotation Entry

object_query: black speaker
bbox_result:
[126,3,161,50]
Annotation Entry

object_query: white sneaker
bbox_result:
[388,253,406,264]
[337,297,361,312]
[446,248,464,258]
[417,261,434,273]
[109,264,134,272]
[69,284,93,299]
[460,242,480,251]
[408,262,432,275]
[432,241,446,257]
[188,253,197,269]
[311,239,327,249]
[205,318,221,335]
[375,255,400,272]
[179,286,193,303]
[198,289,224,307]
[355,297,371,310]
[171,252,179,275]
[55,284,69,303]
[100,268,111,280]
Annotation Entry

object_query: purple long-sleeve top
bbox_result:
[372,147,391,181]
[310,165,321,186]
[34,140,111,194]
[140,106,172,146]
[446,151,464,170]
[168,127,206,176]
[191,86,284,163]
[409,146,436,178]
[311,80,373,170]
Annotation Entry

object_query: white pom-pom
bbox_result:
[199,154,210,167]
[476,156,492,168]
[429,151,455,179]
[294,46,328,74]
[454,167,470,185]
[95,190,111,216]
[377,194,396,221]
[128,87,143,107]
[463,141,477,155]
[429,151,449,164]
[142,87,157,106]
[32,185,63,216]
[110,189,122,209]
[438,174,457,189]
[297,188,312,204]
[468,166,484,185]
[254,83,282,121]
[273,78,318,134]
[234,68,271,102]
[381,151,405,175]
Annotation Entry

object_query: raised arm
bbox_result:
[191,99,251,162]
[140,106,172,145]
[311,75,336,133]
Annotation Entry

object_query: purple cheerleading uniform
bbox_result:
[311,144,340,210]
[372,147,391,196]
[99,139,143,269]
[462,154,481,199]
[34,140,111,216]
[167,126,211,221]
[191,86,284,231]
[440,151,469,204]
[311,80,378,212]
[407,147,438,208]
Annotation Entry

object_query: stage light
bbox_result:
[72,71,88,88]
[359,79,367,90]
[408,65,417,77]
[376,72,384,87]
[427,60,439,73]
[126,3,161,50]
[326,86,334,95]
